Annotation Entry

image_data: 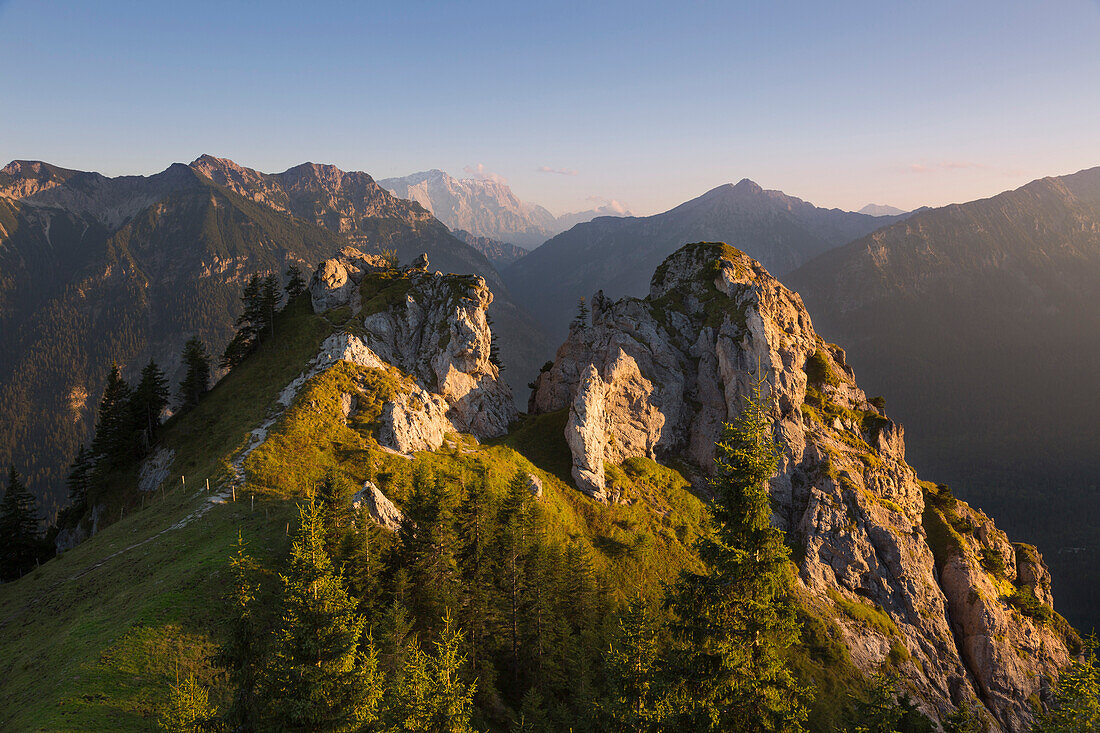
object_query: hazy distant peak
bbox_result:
[858,203,908,216]
[733,177,763,193]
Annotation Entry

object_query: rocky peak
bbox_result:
[529,241,1076,731]
[307,248,516,450]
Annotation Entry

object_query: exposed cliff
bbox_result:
[308,249,517,449]
[530,242,1077,731]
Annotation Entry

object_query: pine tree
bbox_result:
[0,466,41,580]
[603,596,665,733]
[260,500,383,732]
[90,363,136,470]
[132,359,170,450]
[177,337,211,409]
[664,378,809,732]
[1034,634,1100,733]
[65,444,92,509]
[286,263,308,300]
[384,614,477,733]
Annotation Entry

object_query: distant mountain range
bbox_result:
[857,203,908,216]
[450,229,528,268]
[378,169,632,249]
[0,156,550,508]
[787,166,1100,629]
[503,178,907,341]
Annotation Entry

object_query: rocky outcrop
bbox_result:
[529,242,1076,731]
[308,247,390,313]
[353,481,404,532]
[305,252,517,452]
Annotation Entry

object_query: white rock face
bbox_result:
[530,242,1074,732]
[352,481,404,532]
[305,251,517,453]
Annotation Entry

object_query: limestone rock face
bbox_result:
[530,242,1076,731]
[356,270,517,441]
[306,252,517,452]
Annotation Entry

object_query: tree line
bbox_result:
[160,383,994,732]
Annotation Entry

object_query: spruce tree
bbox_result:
[604,596,665,733]
[572,297,590,329]
[90,363,136,470]
[216,533,265,731]
[497,470,534,688]
[399,473,460,629]
[0,466,41,580]
[132,359,170,450]
[1034,634,1100,733]
[286,263,308,300]
[159,672,215,732]
[317,468,356,551]
[665,379,809,732]
[178,337,211,409]
[384,614,477,733]
[260,500,382,732]
[259,274,281,339]
[66,444,92,509]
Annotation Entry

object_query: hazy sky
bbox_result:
[2,0,1099,215]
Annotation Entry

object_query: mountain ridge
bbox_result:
[0,156,550,509]
[786,164,1100,630]
[503,179,908,343]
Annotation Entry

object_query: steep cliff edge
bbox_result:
[530,242,1077,731]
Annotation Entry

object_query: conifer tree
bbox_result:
[853,673,905,733]
[399,473,460,628]
[65,444,92,509]
[159,672,215,733]
[317,467,356,554]
[943,700,987,733]
[90,363,136,470]
[604,596,665,733]
[572,297,590,330]
[665,378,809,732]
[259,273,281,339]
[216,533,265,731]
[1033,634,1100,733]
[132,359,170,449]
[178,337,211,409]
[260,500,383,732]
[497,470,534,687]
[384,614,477,733]
[456,476,502,707]
[285,263,307,300]
[0,466,41,580]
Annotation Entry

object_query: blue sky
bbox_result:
[2,0,1099,215]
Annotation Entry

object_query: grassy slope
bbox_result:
[0,296,710,730]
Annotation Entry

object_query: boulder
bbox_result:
[352,481,404,532]
[309,258,356,312]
